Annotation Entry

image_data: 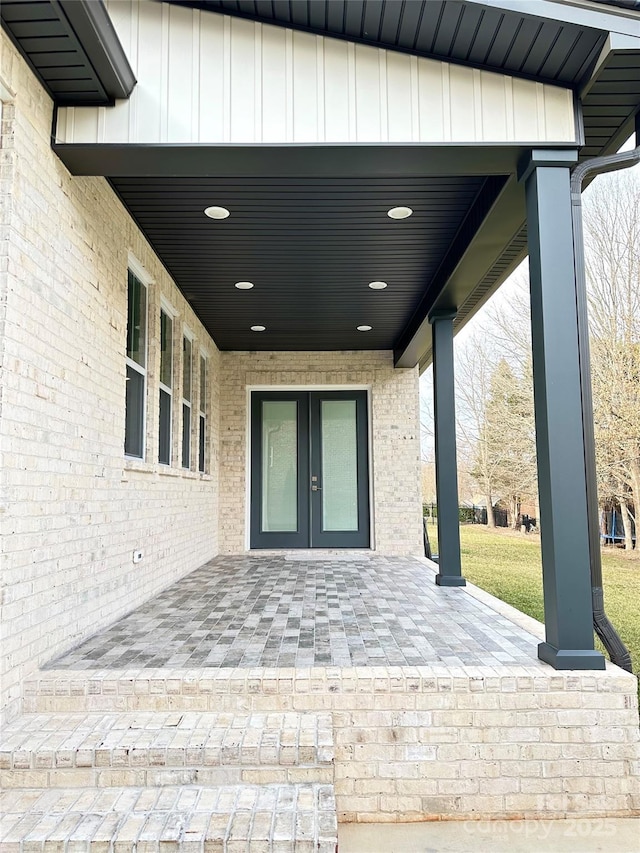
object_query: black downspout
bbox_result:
[569,116,640,673]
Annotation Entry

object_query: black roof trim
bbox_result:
[0,0,135,106]
[51,142,543,178]
[592,1,640,11]
[580,38,640,159]
[57,0,136,100]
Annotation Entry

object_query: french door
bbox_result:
[250,391,370,548]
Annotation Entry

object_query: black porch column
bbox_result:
[429,309,465,586]
[520,150,604,670]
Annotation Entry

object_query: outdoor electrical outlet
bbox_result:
[133,550,143,563]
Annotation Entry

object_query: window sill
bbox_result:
[124,458,155,474]
[123,460,213,482]
[159,466,200,478]
[158,465,182,477]
[162,468,211,481]
[179,468,199,480]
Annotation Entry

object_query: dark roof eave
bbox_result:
[478,0,640,37]
[57,0,136,100]
[0,0,135,106]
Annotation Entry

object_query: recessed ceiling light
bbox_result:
[368,281,388,290]
[204,206,230,219]
[235,281,254,289]
[251,325,266,332]
[387,206,413,220]
[357,325,372,332]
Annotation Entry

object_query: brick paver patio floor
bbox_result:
[49,555,540,670]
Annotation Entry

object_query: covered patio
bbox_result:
[14,557,638,827]
[6,554,638,831]
[47,555,540,671]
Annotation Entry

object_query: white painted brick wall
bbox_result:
[218,351,423,555]
[331,679,640,821]
[0,32,221,725]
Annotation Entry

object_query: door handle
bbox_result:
[311,484,322,491]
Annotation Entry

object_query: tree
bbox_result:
[584,170,640,549]
[454,334,499,526]
[421,363,482,509]
[474,358,536,528]
[453,331,537,529]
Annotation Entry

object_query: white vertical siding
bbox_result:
[230,17,255,142]
[292,30,318,142]
[55,0,577,146]
[353,44,380,142]
[198,9,224,143]
[513,77,541,141]
[323,38,350,142]
[167,3,193,142]
[261,22,286,143]
[136,0,162,142]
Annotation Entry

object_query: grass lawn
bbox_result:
[425,522,640,688]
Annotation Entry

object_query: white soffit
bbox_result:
[55,0,577,147]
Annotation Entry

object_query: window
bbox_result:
[159,308,173,464]
[125,269,147,458]
[182,333,192,468]
[199,354,207,472]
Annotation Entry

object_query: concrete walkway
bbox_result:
[339,818,640,852]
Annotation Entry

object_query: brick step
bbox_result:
[23,670,321,714]
[0,711,334,789]
[0,783,338,852]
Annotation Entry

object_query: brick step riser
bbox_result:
[0,784,339,852]
[24,693,459,714]
[23,696,322,714]
[1,744,333,771]
[1,764,333,790]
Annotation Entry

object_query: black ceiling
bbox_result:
[0,0,135,105]
[111,174,490,351]
[177,0,607,87]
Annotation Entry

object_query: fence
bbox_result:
[423,504,534,530]
[424,503,638,546]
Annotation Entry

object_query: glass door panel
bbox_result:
[261,400,298,532]
[250,392,310,548]
[310,391,370,548]
[321,400,358,531]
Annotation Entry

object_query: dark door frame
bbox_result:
[309,390,370,548]
[250,391,311,549]
[249,388,371,549]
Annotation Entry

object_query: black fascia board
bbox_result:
[0,0,135,106]
[0,0,111,106]
[57,0,136,100]
[52,142,545,179]
[478,0,640,35]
